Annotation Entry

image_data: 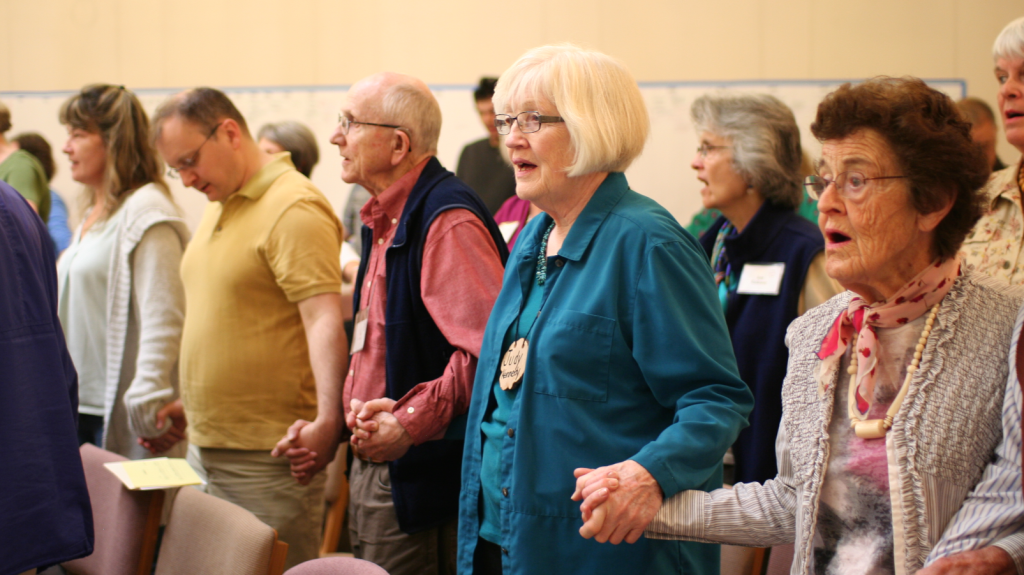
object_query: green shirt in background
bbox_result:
[0,149,50,223]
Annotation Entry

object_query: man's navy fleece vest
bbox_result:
[699,201,824,485]
[353,157,509,533]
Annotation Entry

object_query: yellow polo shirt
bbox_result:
[180,154,342,450]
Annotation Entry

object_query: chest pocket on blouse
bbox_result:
[531,308,614,402]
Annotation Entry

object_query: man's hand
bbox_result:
[917,547,1016,575]
[351,398,414,462]
[571,460,662,545]
[271,417,342,485]
[138,399,187,455]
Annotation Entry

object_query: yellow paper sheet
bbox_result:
[120,458,202,489]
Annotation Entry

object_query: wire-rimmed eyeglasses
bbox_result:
[803,172,909,201]
[494,111,564,135]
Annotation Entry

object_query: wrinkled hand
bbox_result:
[571,460,662,544]
[138,399,187,455]
[917,547,1015,575]
[271,417,342,485]
[350,398,414,462]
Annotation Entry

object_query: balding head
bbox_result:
[350,72,442,157]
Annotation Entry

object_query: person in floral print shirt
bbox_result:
[961,16,1024,285]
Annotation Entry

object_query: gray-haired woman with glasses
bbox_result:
[581,76,1024,575]
[688,93,839,488]
[457,44,754,575]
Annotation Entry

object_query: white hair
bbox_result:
[493,44,649,177]
[993,16,1024,61]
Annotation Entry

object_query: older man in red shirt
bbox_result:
[276,72,507,575]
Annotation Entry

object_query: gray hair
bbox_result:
[691,93,802,209]
[379,82,442,157]
[993,16,1024,61]
[257,121,320,178]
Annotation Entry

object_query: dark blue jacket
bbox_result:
[700,201,824,484]
[354,157,508,533]
[0,180,93,574]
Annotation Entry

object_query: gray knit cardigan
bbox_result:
[647,270,1024,575]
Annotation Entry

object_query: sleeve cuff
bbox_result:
[993,532,1024,575]
[646,490,706,540]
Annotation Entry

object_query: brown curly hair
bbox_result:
[810,77,989,261]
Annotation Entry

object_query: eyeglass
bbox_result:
[336,114,402,136]
[696,143,731,157]
[167,121,223,179]
[803,172,909,201]
[494,111,564,135]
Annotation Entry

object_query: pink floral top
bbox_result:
[960,160,1024,286]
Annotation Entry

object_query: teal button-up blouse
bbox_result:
[457,172,754,575]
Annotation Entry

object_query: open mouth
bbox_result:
[826,230,851,244]
[513,161,536,173]
[1007,110,1024,121]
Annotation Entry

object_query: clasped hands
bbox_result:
[571,460,663,545]
[137,398,188,455]
[272,397,414,484]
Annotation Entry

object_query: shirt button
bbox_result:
[391,218,398,224]
[348,369,354,376]
[502,487,509,497]
[507,428,515,438]
[407,407,415,414]
[378,238,384,245]
[216,226,222,232]
[555,259,564,267]
[501,547,509,555]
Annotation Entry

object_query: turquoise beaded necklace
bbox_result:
[536,221,556,285]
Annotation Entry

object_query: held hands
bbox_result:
[349,398,414,462]
[916,547,1016,575]
[571,460,663,545]
[138,398,187,455]
[271,416,342,485]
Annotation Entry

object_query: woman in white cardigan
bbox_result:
[57,84,189,460]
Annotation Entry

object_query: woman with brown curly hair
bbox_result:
[577,76,1024,574]
[57,84,190,459]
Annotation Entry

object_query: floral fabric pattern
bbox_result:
[961,161,1024,285]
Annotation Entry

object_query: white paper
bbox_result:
[736,263,785,296]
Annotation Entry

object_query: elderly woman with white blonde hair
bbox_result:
[456,44,754,575]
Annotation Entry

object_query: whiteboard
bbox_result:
[0,79,965,231]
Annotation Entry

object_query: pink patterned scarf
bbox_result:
[817,258,960,418]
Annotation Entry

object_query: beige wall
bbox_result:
[2,0,1021,225]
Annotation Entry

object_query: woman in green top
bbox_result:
[0,99,50,221]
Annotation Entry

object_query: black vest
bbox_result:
[353,157,509,533]
[700,202,824,484]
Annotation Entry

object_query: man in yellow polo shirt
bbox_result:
[152,88,347,569]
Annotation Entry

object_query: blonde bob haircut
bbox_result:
[493,44,649,178]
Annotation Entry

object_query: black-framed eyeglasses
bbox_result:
[696,143,731,157]
[336,114,402,136]
[494,111,564,135]
[803,172,909,201]
[167,121,223,179]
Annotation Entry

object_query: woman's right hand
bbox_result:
[138,399,187,455]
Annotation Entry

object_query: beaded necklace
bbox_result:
[536,221,556,285]
[846,303,939,439]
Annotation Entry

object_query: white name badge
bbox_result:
[498,221,520,243]
[736,263,785,296]
[351,308,368,353]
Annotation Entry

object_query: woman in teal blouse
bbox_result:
[456,44,754,575]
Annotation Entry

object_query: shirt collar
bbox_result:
[359,158,430,228]
[236,153,296,201]
[554,172,628,262]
